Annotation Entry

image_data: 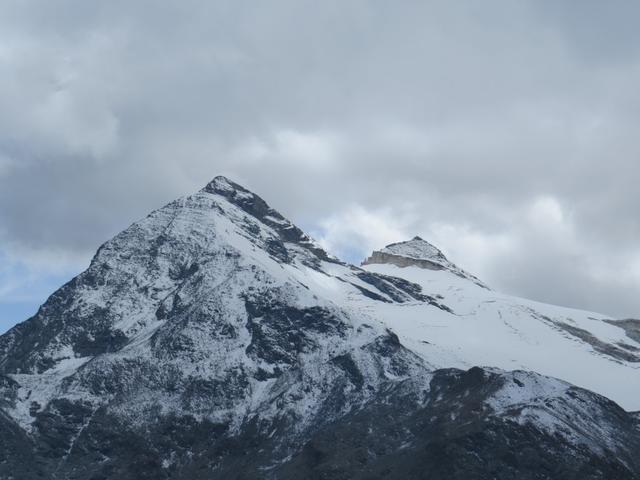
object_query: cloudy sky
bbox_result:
[1,0,640,332]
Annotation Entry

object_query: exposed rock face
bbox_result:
[0,177,639,479]
[363,250,445,270]
[277,368,640,480]
[553,319,640,363]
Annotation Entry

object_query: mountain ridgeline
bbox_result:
[1,176,639,479]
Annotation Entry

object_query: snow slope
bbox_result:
[358,239,640,411]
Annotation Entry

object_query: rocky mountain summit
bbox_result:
[1,176,639,479]
[362,236,488,287]
[363,236,454,270]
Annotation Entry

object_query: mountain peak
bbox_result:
[207,174,234,189]
[203,175,252,196]
[380,236,448,264]
[201,175,338,266]
[362,236,489,288]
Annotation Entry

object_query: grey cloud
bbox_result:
[530,0,640,64]
[0,0,639,318]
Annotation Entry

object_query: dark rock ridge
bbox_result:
[203,176,338,267]
[0,176,638,479]
[553,320,640,363]
[605,318,640,344]
[277,368,640,480]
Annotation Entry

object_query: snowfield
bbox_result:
[360,261,640,411]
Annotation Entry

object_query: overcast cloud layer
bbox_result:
[1,0,640,330]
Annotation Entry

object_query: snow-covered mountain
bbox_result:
[362,235,487,288]
[360,237,640,412]
[0,176,638,479]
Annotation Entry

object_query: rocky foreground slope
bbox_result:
[0,176,638,479]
